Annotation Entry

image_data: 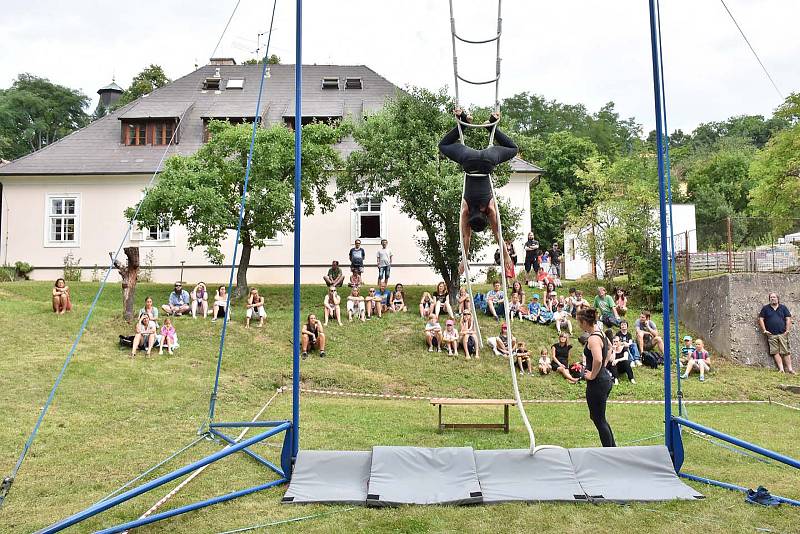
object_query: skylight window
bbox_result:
[321,77,339,90]
[203,78,221,91]
[226,78,245,89]
[345,77,363,90]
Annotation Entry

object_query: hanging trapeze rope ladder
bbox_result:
[448,0,558,456]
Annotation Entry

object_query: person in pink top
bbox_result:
[681,338,711,382]
[159,317,177,355]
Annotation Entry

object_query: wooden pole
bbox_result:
[726,217,733,273]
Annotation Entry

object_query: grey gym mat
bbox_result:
[569,445,704,502]
[366,446,483,506]
[282,450,372,504]
[474,448,586,503]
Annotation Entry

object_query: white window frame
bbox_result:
[129,192,175,247]
[350,195,386,244]
[44,193,81,248]
[263,233,283,246]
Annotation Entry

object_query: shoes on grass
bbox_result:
[301,352,308,360]
[320,351,326,358]
[746,486,781,507]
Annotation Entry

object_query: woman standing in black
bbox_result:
[577,308,616,447]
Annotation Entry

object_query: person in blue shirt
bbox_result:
[373,280,392,317]
[758,293,795,374]
[162,282,190,316]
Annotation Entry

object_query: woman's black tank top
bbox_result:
[583,332,608,376]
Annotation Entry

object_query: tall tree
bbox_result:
[128,119,347,294]
[115,65,171,109]
[0,74,89,160]
[242,54,281,65]
[339,87,519,299]
[748,123,800,236]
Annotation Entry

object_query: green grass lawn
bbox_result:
[1,281,799,533]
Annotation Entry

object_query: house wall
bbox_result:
[676,273,800,367]
[1,173,534,286]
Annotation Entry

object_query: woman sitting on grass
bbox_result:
[456,287,471,316]
[433,281,454,318]
[131,314,156,358]
[323,287,343,326]
[424,314,443,353]
[212,286,227,322]
[52,278,72,314]
[614,287,628,316]
[459,309,479,360]
[511,280,526,309]
[245,288,266,328]
[365,288,382,320]
[191,282,209,319]
[443,319,459,356]
[390,283,407,312]
[301,313,326,359]
[347,287,366,323]
[681,338,711,382]
[509,293,526,322]
[159,317,177,355]
[515,341,532,375]
[419,292,434,319]
[139,296,159,322]
[607,335,635,385]
[551,333,579,384]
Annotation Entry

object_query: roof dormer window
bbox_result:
[345,77,363,90]
[226,78,244,89]
[321,77,339,90]
[203,78,221,91]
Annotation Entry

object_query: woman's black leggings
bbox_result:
[586,378,616,447]
[607,360,634,381]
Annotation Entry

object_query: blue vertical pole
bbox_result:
[292,0,302,461]
[648,0,673,455]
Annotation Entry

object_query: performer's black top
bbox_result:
[439,121,518,214]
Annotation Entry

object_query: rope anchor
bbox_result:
[0,476,13,507]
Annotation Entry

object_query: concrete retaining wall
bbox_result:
[676,273,800,367]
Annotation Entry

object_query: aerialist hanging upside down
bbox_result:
[439,108,518,279]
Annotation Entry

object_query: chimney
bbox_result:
[209,58,237,66]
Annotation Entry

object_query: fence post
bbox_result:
[726,217,733,273]
[685,231,690,280]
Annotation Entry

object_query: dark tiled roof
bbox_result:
[0,64,541,176]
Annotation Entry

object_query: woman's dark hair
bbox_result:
[54,278,65,287]
[468,211,489,232]
[576,307,597,325]
[604,328,614,342]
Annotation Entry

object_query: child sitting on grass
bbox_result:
[443,319,459,356]
[159,317,176,355]
[424,314,443,353]
[509,293,526,321]
[537,347,551,375]
[516,341,532,375]
[682,338,711,382]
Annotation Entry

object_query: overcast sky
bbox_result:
[2,0,797,134]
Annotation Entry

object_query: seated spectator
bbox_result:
[681,338,711,381]
[424,314,443,353]
[139,296,159,322]
[456,286,471,316]
[527,294,553,324]
[617,320,641,366]
[607,335,635,385]
[486,281,505,321]
[212,286,228,322]
[324,260,344,287]
[347,269,362,289]
[537,347,551,375]
[301,313,326,359]
[443,319,459,356]
[323,287,343,326]
[349,239,366,274]
[635,311,665,354]
[511,281,526,308]
[544,290,559,313]
[433,281,454,318]
[515,341,532,375]
[390,283,407,312]
[347,287,366,322]
[680,335,695,368]
[594,286,621,327]
[509,293,526,321]
[551,333,579,383]
[459,309,480,360]
[553,302,573,335]
[535,267,553,289]
[131,314,157,358]
[374,280,391,316]
[566,288,578,317]
[573,290,590,315]
[245,288,266,328]
[365,288,383,320]
[159,317,177,355]
[614,287,628,316]
[162,282,190,316]
[52,278,73,314]
[191,282,209,319]
[487,322,516,357]
[419,291,434,318]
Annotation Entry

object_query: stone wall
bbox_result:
[676,273,800,367]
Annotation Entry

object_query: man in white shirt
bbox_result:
[376,238,393,286]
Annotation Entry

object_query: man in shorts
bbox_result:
[758,292,795,374]
[376,239,393,285]
[634,311,665,354]
[323,260,344,287]
[349,239,365,275]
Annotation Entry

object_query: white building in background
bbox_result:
[563,204,696,280]
[0,61,542,285]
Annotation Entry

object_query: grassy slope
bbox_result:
[0,282,798,533]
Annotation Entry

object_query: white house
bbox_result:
[563,203,696,280]
[0,61,542,285]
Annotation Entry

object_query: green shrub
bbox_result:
[62,252,82,281]
[15,261,33,279]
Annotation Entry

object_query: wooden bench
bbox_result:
[430,398,516,433]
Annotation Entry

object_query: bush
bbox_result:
[15,261,33,279]
[137,250,154,283]
[485,266,499,284]
[63,252,82,281]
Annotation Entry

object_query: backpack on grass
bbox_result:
[642,351,661,369]
[474,293,488,313]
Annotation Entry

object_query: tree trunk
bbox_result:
[112,247,140,323]
[235,244,252,298]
